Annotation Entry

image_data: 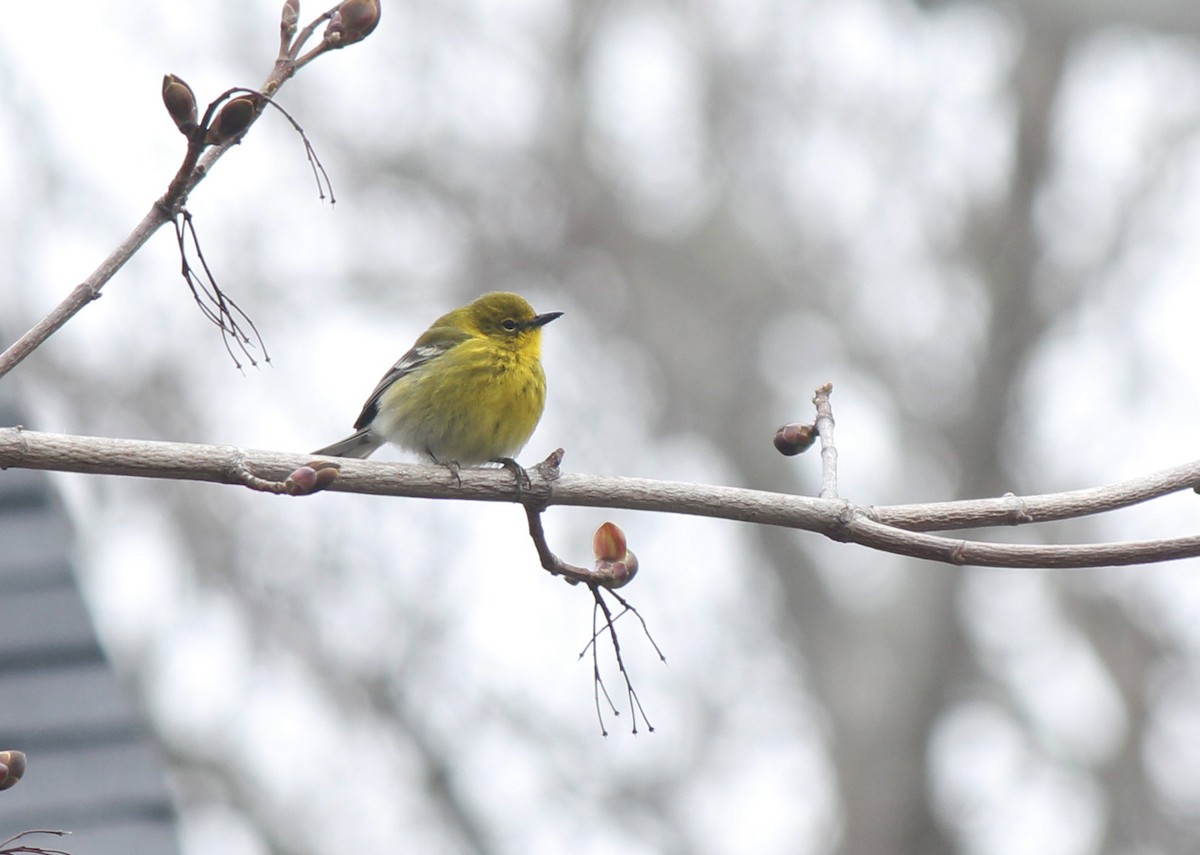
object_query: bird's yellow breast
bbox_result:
[373,333,548,465]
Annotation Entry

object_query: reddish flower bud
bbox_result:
[593,522,638,588]
[593,521,627,562]
[286,462,340,495]
[286,466,319,493]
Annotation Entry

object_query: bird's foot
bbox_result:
[492,457,532,493]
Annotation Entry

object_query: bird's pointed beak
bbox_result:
[527,311,563,329]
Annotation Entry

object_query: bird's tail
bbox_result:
[311,428,385,459]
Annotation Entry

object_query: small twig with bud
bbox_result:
[0,0,380,380]
[523,510,638,590]
[163,81,336,365]
[774,382,837,498]
[520,450,637,585]
[284,0,382,75]
[519,452,660,733]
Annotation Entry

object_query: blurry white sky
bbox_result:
[4,2,1200,854]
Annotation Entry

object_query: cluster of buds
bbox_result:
[326,0,381,47]
[0,750,26,791]
[161,76,263,146]
[593,522,638,589]
[285,461,342,495]
[163,0,381,143]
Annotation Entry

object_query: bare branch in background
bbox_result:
[0,0,379,379]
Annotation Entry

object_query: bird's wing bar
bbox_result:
[352,340,455,430]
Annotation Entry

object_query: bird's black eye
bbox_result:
[501,318,518,331]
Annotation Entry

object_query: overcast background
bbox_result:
[3,0,1200,853]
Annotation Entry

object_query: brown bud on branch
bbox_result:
[326,0,381,47]
[0,750,27,791]
[774,422,817,456]
[206,94,265,146]
[161,74,198,135]
[281,0,300,35]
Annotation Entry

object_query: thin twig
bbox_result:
[608,589,667,663]
[813,382,837,499]
[226,87,336,203]
[173,211,269,369]
[522,458,640,588]
[290,7,340,62]
[269,106,336,204]
[578,597,666,664]
[591,586,654,734]
[578,606,629,659]
[588,601,620,736]
[520,449,620,587]
[0,829,71,855]
[524,505,589,585]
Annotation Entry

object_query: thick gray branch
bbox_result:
[2,427,1200,570]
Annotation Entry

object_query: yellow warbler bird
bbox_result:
[313,291,561,468]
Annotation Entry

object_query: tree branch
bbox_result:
[0,1,379,380]
[3,427,1200,570]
